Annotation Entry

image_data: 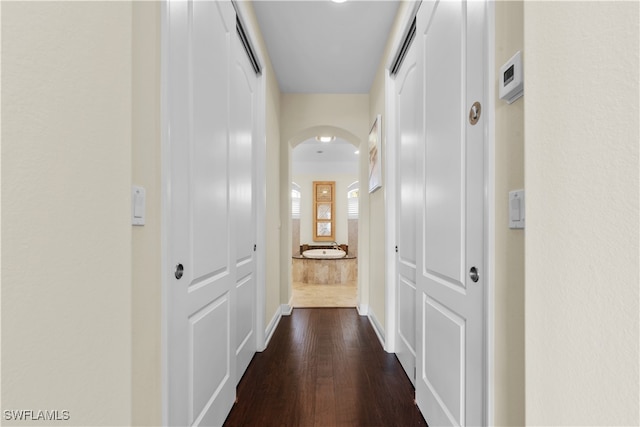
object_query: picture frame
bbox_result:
[368,114,382,193]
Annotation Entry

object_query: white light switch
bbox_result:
[132,186,146,226]
[509,190,525,229]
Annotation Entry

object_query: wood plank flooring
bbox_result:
[224,308,427,427]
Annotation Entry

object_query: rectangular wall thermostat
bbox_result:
[499,51,523,104]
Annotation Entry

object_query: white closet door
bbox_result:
[414,1,486,426]
[165,1,240,425]
[230,28,258,384]
[394,30,422,386]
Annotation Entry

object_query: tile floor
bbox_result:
[291,280,357,307]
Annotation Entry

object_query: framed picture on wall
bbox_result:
[368,114,382,193]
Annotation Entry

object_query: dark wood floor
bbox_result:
[224,308,427,427]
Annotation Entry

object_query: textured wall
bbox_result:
[2,2,133,425]
[524,2,639,425]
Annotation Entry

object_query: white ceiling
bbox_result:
[253,0,400,93]
[292,137,359,175]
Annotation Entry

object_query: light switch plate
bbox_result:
[132,186,146,226]
[509,190,525,229]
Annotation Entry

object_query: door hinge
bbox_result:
[253,244,257,252]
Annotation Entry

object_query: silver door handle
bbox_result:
[469,266,479,283]
[175,264,184,280]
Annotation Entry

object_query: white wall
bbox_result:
[524,2,639,425]
[293,173,358,246]
[2,2,133,425]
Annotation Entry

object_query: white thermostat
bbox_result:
[499,51,523,104]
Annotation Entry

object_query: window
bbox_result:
[348,181,359,219]
[291,182,301,219]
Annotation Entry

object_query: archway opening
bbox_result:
[288,126,361,308]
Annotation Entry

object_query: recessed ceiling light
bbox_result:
[332,0,347,3]
[354,150,360,154]
[316,136,335,143]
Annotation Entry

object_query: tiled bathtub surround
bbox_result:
[292,257,357,284]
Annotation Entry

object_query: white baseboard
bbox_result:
[264,308,282,349]
[281,303,293,316]
[357,303,368,316]
[368,310,386,349]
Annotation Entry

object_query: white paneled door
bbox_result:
[165,0,258,425]
[414,1,486,426]
[230,29,258,384]
[395,29,421,386]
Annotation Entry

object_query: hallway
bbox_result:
[224,308,426,426]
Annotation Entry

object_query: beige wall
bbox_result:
[264,55,282,328]
[280,94,369,308]
[366,0,408,333]
[1,2,133,425]
[493,1,525,425]
[367,64,387,332]
[131,2,162,425]
[524,2,639,425]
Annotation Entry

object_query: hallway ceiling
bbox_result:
[253,0,400,93]
[292,137,359,175]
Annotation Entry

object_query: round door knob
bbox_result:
[175,264,184,280]
[469,266,479,283]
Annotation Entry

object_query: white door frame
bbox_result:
[160,1,268,423]
[383,1,495,424]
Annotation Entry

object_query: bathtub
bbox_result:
[302,248,346,259]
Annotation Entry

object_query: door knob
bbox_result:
[469,266,479,283]
[175,263,184,280]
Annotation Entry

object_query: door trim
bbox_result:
[383,0,495,423]
[160,3,170,424]
[484,1,496,424]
